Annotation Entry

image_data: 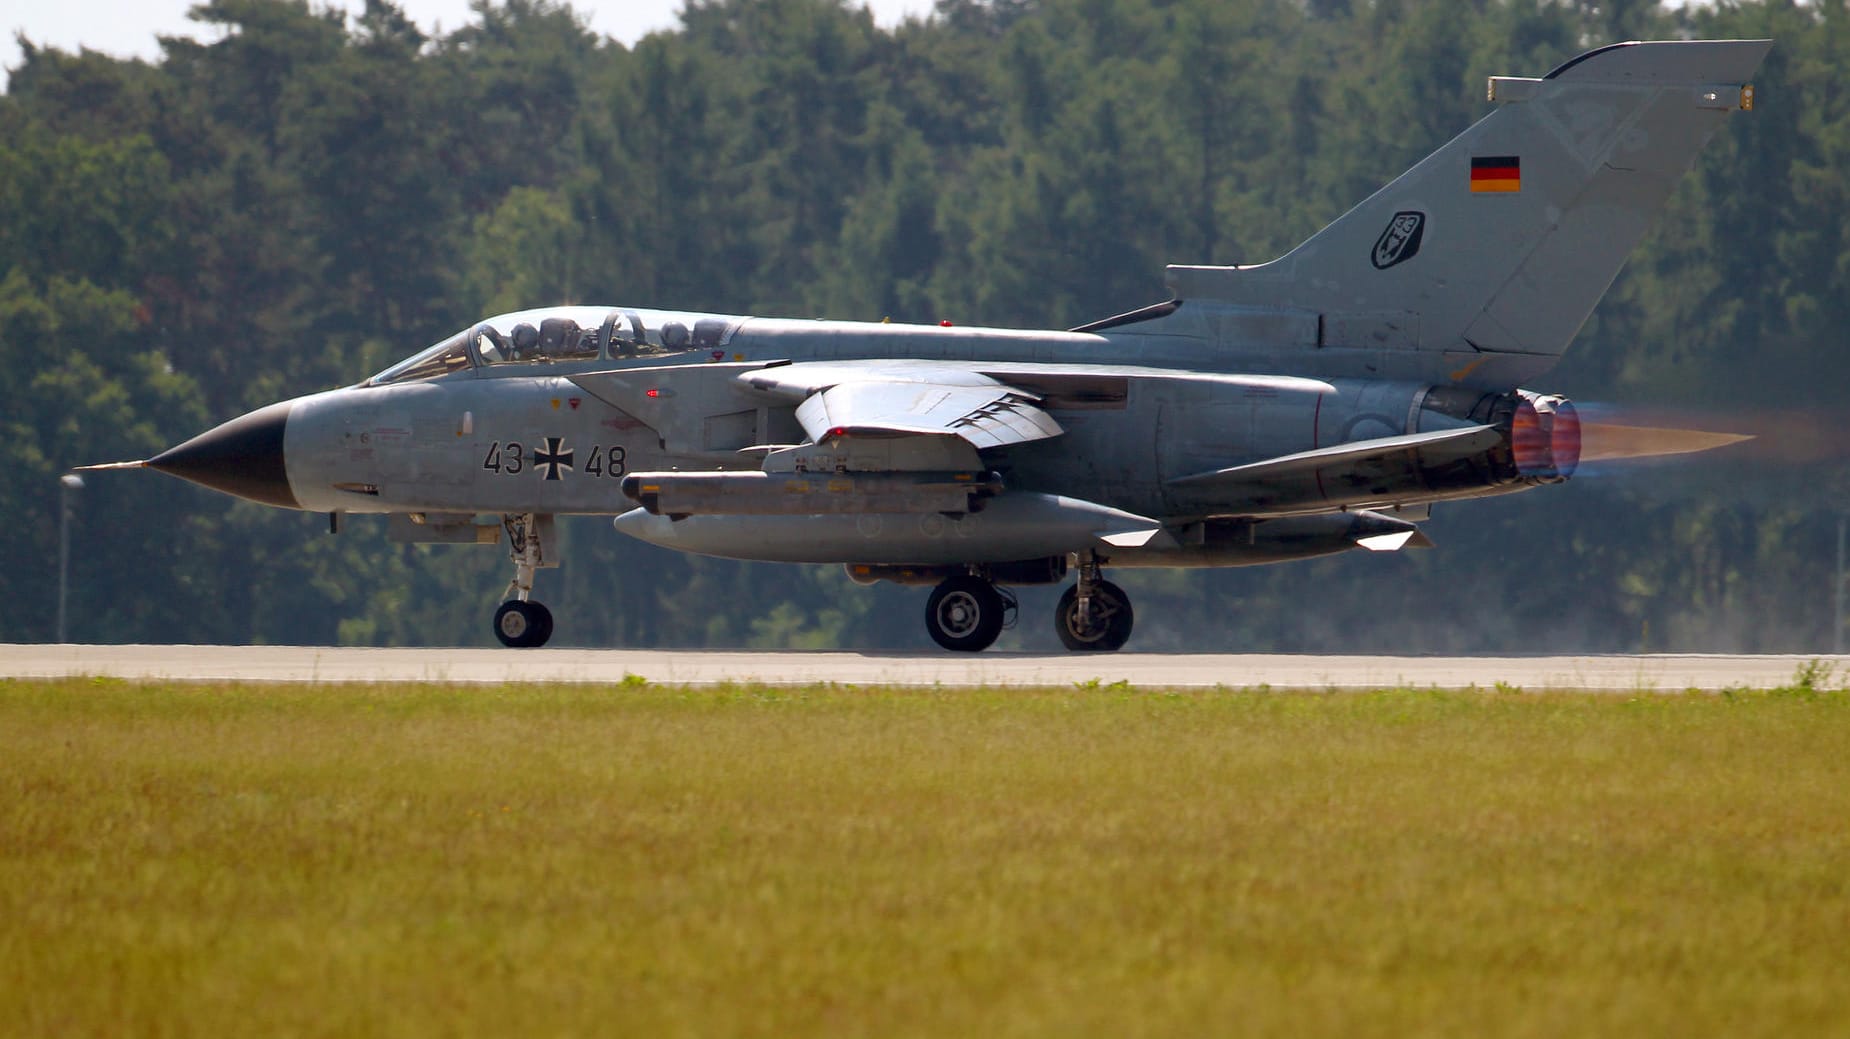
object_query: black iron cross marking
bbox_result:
[534,437,574,481]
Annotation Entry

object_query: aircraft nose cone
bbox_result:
[148,400,299,508]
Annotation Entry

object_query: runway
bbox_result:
[2,644,1840,690]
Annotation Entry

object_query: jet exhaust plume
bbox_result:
[1577,423,1753,462]
[1572,403,1850,468]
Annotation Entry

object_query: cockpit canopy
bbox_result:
[368,306,745,386]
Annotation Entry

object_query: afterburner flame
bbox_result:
[1578,423,1754,462]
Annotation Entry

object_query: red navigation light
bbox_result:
[940,320,953,327]
[645,388,660,398]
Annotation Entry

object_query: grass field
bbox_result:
[3,677,1849,1037]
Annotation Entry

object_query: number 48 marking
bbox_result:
[585,445,626,477]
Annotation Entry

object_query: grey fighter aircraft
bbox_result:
[85,39,1767,652]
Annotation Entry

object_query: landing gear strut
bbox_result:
[1055,555,1133,652]
[494,512,557,648]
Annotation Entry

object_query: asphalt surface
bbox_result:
[3,645,1841,690]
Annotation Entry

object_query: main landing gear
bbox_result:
[922,555,1134,653]
[494,512,556,648]
[1054,557,1133,652]
[924,575,1019,652]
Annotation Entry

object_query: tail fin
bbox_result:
[1166,40,1770,384]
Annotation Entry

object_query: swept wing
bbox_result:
[740,364,1064,451]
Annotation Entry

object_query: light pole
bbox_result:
[1838,514,1846,656]
[58,473,83,643]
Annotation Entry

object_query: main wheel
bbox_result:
[925,575,1006,652]
[494,600,554,648]
[1055,580,1134,652]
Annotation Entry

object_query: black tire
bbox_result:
[1055,580,1134,652]
[925,576,1006,652]
[494,600,553,648]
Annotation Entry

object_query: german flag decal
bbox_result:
[1470,155,1521,193]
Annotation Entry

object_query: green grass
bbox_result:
[4,679,1850,1037]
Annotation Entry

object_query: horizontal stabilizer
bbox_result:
[1171,424,1500,487]
[1167,425,1502,518]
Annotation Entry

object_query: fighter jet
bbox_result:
[85,40,1767,652]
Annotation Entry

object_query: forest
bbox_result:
[4,0,1848,651]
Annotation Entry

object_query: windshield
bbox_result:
[369,306,746,385]
[367,329,473,385]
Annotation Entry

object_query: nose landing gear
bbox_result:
[494,512,558,648]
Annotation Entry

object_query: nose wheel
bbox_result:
[494,599,554,648]
[925,575,1008,652]
[1055,562,1133,652]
